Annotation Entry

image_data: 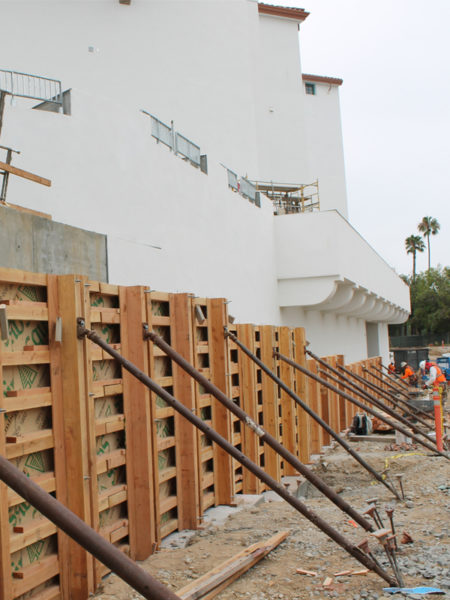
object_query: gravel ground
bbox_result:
[94,439,449,600]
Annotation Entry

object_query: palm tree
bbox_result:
[405,234,425,281]
[418,216,440,271]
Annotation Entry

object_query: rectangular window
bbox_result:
[305,83,316,95]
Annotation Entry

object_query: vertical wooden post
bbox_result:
[57,274,95,598]
[327,356,340,434]
[209,299,233,506]
[170,293,200,531]
[292,328,310,463]
[279,327,296,474]
[120,286,155,560]
[260,326,280,482]
[336,355,347,430]
[237,324,259,494]
[0,409,12,600]
[319,357,331,446]
[307,359,322,454]
[47,275,70,597]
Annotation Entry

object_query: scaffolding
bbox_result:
[253,180,320,215]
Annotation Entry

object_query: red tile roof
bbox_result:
[302,74,343,86]
[258,3,309,22]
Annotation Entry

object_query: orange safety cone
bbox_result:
[432,385,444,452]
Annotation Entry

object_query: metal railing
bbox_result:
[221,165,261,207]
[0,69,63,109]
[142,110,203,169]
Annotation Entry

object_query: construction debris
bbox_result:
[176,531,289,599]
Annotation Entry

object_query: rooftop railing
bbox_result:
[0,69,63,110]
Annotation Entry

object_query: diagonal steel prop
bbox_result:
[0,455,181,600]
[279,350,449,461]
[380,364,410,391]
[360,367,433,429]
[371,366,433,421]
[317,366,429,433]
[223,329,400,500]
[142,326,374,531]
[336,363,438,446]
[367,366,410,400]
[306,350,439,448]
[76,321,397,584]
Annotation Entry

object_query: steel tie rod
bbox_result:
[307,350,440,448]
[0,455,181,600]
[380,364,410,391]
[368,365,411,400]
[143,326,374,531]
[336,363,438,446]
[224,330,400,499]
[76,321,396,584]
[370,365,433,422]
[361,367,433,428]
[280,350,449,461]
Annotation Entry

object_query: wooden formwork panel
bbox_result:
[291,328,311,464]
[83,282,130,584]
[190,298,216,514]
[277,327,297,476]
[0,269,67,600]
[306,359,323,455]
[225,324,244,496]
[143,291,201,541]
[190,297,233,513]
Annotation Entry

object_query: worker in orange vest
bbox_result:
[419,360,446,396]
[388,362,396,374]
[400,362,418,387]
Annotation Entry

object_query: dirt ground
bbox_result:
[94,433,450,600]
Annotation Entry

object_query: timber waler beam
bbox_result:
[223,329,400,500]
[76,320,398,585]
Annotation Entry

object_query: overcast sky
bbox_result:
[266,0,450,277]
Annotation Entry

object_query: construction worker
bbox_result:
[388,361,396,375]
[400,362,418,387]
[419,360,447,398]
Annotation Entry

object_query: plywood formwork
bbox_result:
[0,267,383,600]
[0,268,68,600]
[225,324,245,497]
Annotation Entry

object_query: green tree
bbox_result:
[418,216,440,271]
[405,234,425,281]
[408,267,450,335]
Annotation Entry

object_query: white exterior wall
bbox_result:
[2,91,280,324]
[255,15,310,183]
[303,81,348,218]
[0,0,260,178]
[0,0,410,365]
[275,211,410,363]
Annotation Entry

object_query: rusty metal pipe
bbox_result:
[317,367,428,430]
[371,365,433,422]
[380,364,410,390]
[77,322,396,585]
[337,364,437,445]
[362,367,433,427]
[0,454,181,600]
[307,350,437,447]
[143,327,374,531]
[279,351,449,460]
[368,366,410,399]
[222,331,399,499]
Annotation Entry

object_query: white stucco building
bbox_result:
[0,0,409,362]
